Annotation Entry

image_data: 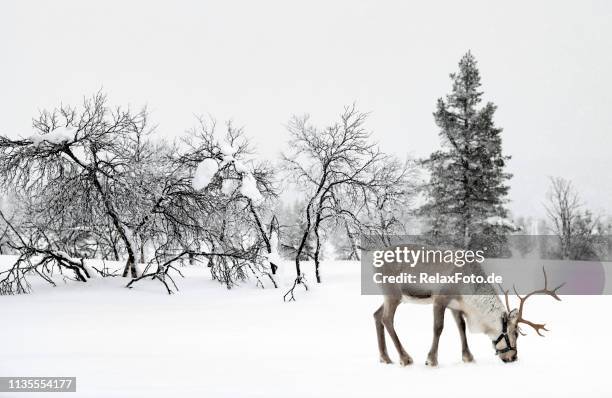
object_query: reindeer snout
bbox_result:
[502,354,517,363]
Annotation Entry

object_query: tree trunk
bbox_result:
[345,221,360,261]
[293,163,332,281]
[314,227,322,283]
[139,236,146,264]
[123,257,136,278]
[90,175,136,277]
[112,243,120,261]
[311,204,326,283]
[294,203,314,282]
[63,147,136,277]
[248,202,277,274]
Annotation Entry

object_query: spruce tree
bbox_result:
[422,51,512,254]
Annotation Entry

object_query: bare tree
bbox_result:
[545,177,603,260]
[123,117,280,293]
[330,157,419,259]
[281,105,416,300]
[0,92,151,278]
[545,177,580,259]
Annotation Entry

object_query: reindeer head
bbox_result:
[495,267,564,363]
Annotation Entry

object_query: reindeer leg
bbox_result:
[426,302,446,367]
[381,297,413,366]
[451,310,474,363]
[374,304,392,364]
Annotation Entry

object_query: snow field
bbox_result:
[0,258,610,397]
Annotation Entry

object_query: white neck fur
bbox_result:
[458,295,507,339]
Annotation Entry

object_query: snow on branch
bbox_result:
[192,158,219,190]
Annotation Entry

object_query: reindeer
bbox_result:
[374,264,563,366]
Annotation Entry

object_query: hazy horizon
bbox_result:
[2,0,611,220]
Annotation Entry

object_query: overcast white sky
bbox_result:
[1,0,610,219]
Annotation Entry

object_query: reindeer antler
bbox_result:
[498,283,512,313]
[512,267,565,337]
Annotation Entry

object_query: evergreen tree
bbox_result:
[421,52,512,254]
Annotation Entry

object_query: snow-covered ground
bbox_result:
[0,257,610,397]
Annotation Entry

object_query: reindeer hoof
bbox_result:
[399,355,413,366]
[379,355,393,364]
[425,356,438,367]
[462,352,474,363]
